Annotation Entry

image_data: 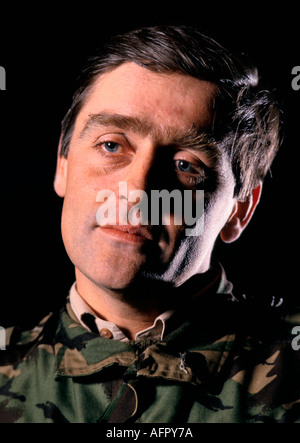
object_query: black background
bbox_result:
[0,4,299,326]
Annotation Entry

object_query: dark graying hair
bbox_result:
[60,25,280,199]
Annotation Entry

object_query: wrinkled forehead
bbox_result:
[74,62,219,138]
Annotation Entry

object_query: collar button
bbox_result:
[99,328,113,339]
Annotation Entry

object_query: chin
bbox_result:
[85,261,147,291]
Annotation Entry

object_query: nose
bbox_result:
[120,146,159,197]
[117,147,159,226]
[121,144,178,199]
[118,145,180,228]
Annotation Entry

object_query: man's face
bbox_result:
[55,62,236,291]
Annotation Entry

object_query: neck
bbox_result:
[75,269,175,340]
[74,264,218,340]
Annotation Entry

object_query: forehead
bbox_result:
[74,62,218,140]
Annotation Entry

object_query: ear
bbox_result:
[220,183,262,243]
[54,140,68,197]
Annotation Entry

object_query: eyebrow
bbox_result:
[79,113,155,139]
[79,112,220,163]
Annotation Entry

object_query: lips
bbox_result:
[97,223,155,244]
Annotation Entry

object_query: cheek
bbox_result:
[62,162,99,235]
[66,150,101,201]
[203,156,236,236]
[67,145,126,196]
[164,222,185,242]
[204,189,235,240]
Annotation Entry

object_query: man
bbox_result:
[0,25,299,423]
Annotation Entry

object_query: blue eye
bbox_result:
[176,160,192,172]
[103,142,120,152]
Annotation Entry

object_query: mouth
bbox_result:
[97,224,155,244]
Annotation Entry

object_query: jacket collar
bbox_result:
[53,265,237,390]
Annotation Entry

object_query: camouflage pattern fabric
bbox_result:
[0,274,300,423]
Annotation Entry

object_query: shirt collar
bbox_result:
[69,283,174,342]
[69,262,228,343]
[54,264,237,382]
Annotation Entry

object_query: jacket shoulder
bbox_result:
[0,311,60,367]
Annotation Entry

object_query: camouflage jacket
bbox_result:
[0,272,300,423]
